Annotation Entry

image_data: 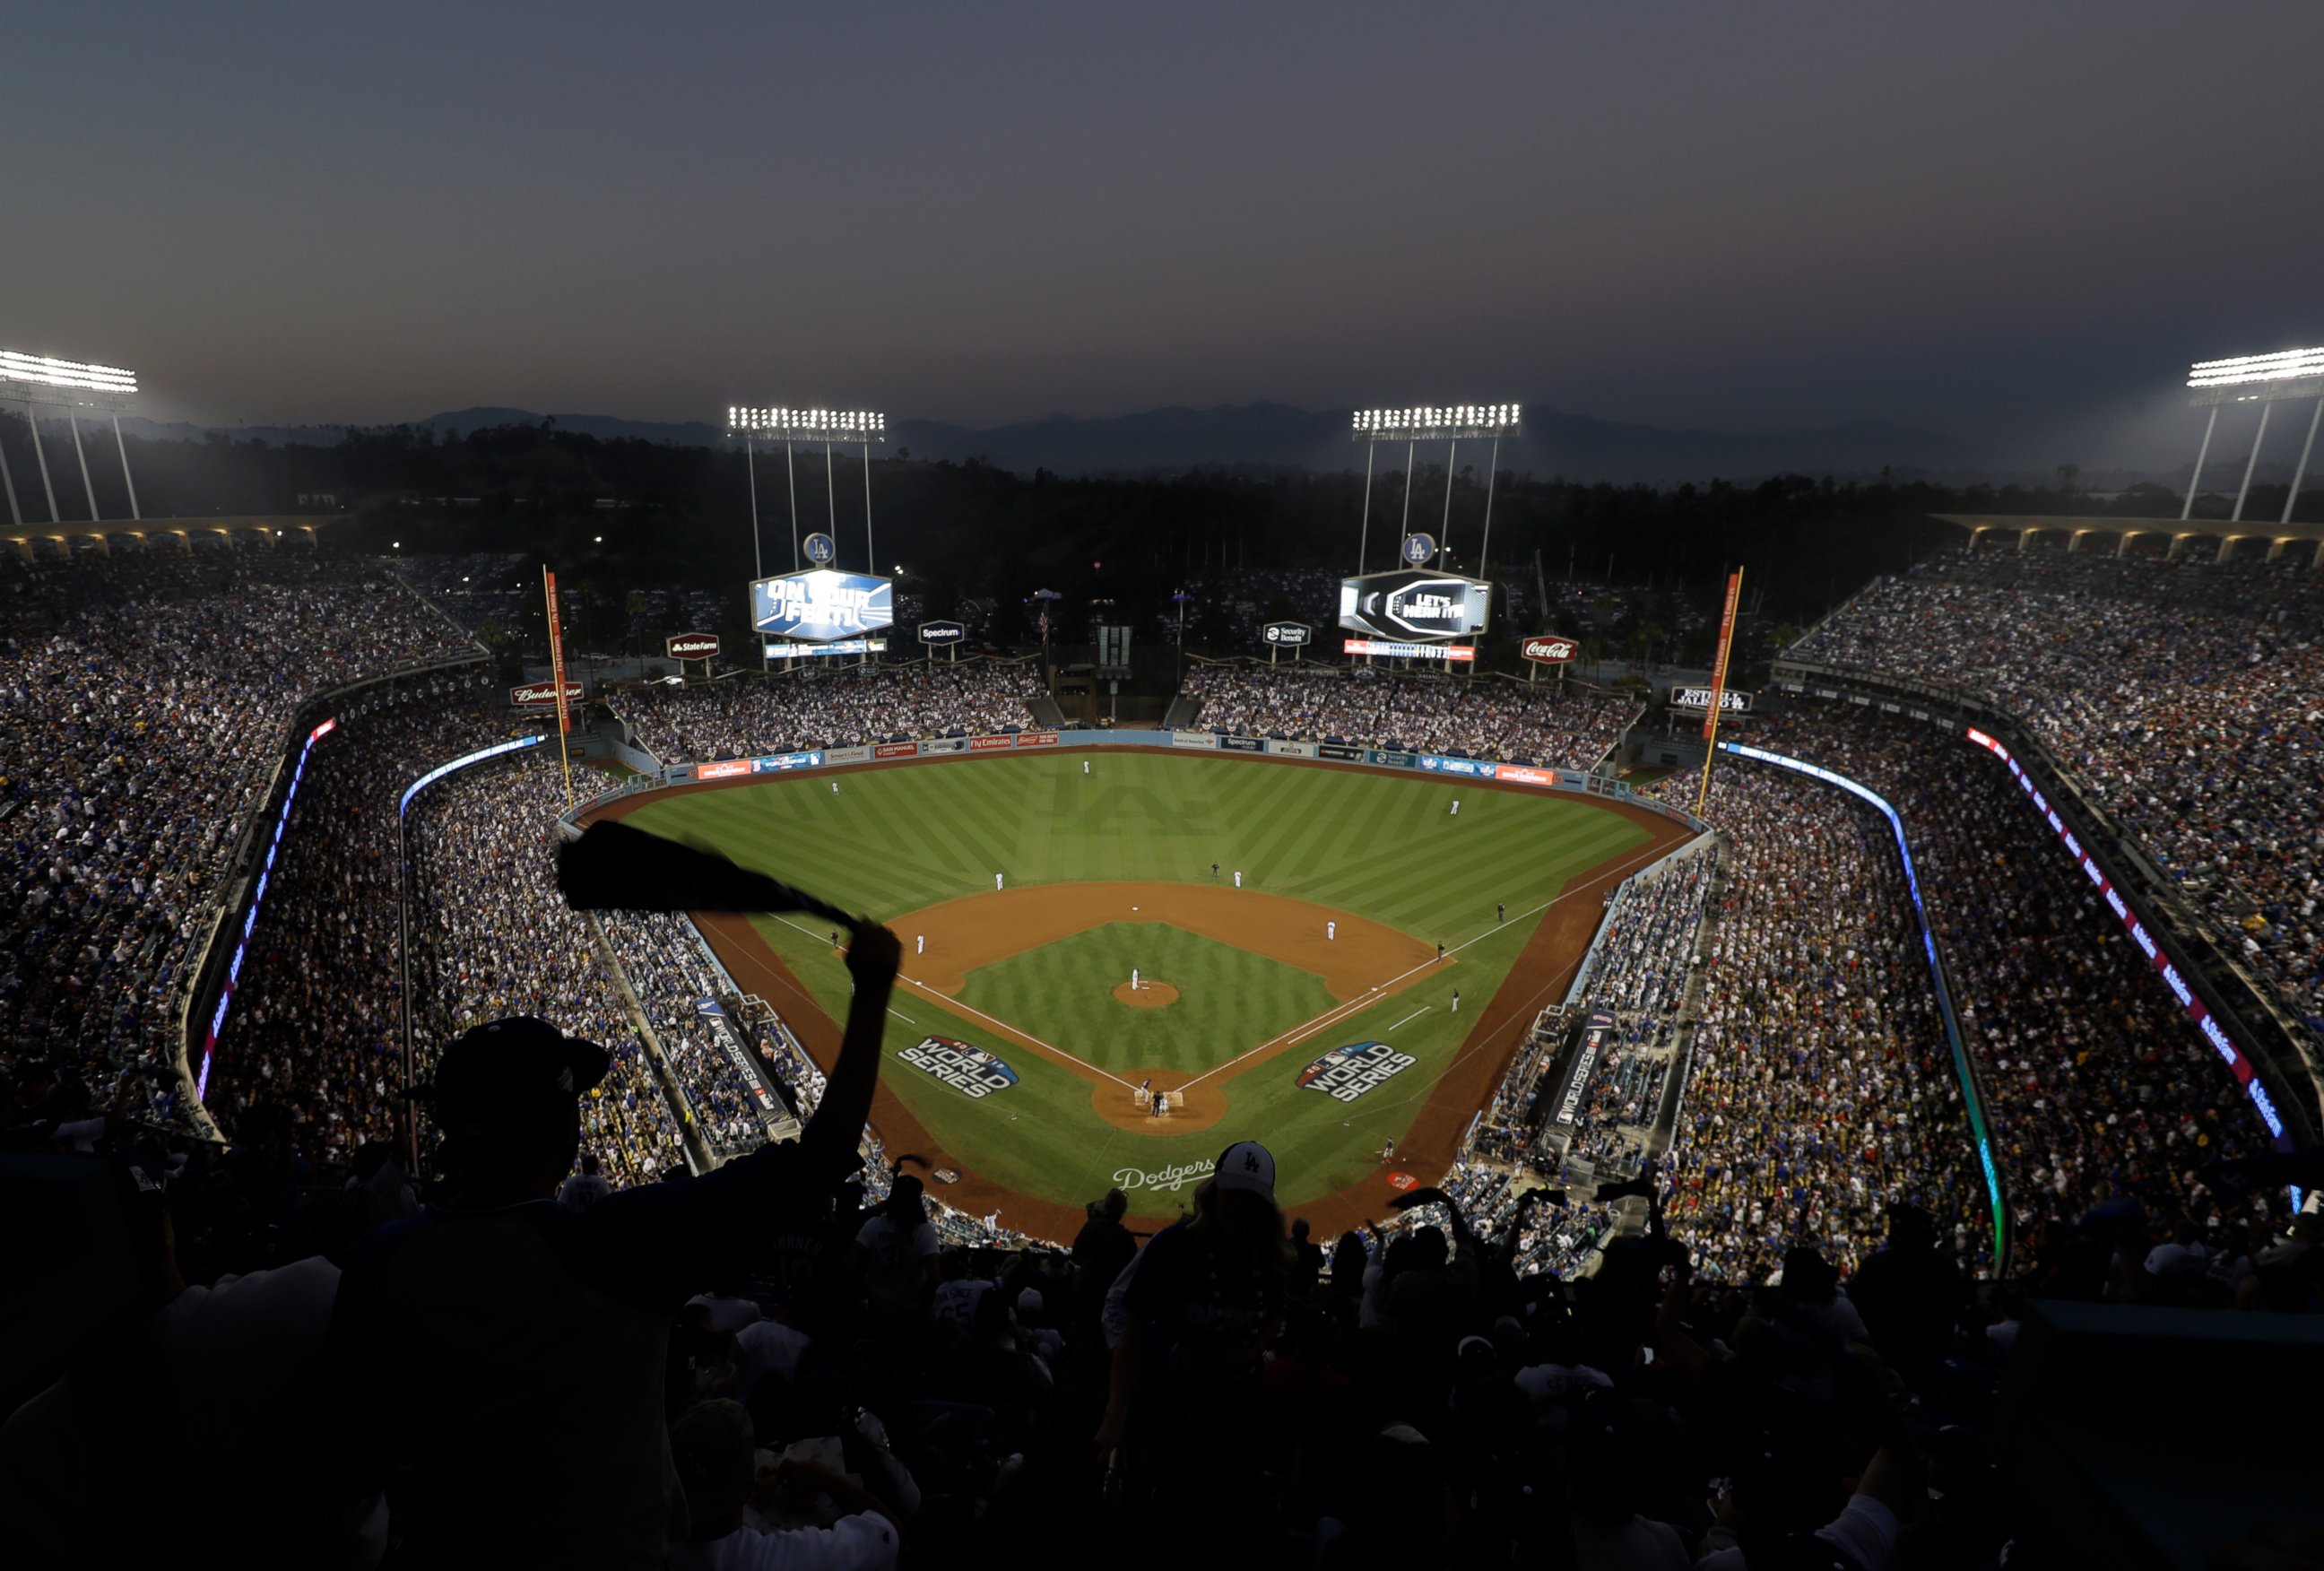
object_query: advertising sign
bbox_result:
[698,759,751,780]
[1297,1041,1418,1103]
[510,680,585,709]
[873,742,919,759]
[1262,621,1313,647]
[665,632,720,660]
[922,736,967,754]
[1669,687,1754,714]
[825,744,871,765]
[1319,743,1365,761]
[750,751,822,773]
[1266,739,1319,759]
[1170,729,1218,750]
[898,1037,1019,1099]
[1374,750,1414,768]
[918,620,967,645]
[1221,734,1264,752]
[1554,1010,1618,1126]
[1013,731,1060,748]
[765,638,889,660]
[969,734,1015,751]
[1344,638,1477,661]
[1339,569,1490,639]
[1496,763,1583,788]
[1522,634,1580,664]
[1418,754,1490,776]
[750,569,894,642]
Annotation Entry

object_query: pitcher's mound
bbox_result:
[1114,980,1179,1008]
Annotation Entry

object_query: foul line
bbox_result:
[766,913,1140,1091]
[1388,1005,1434,1031]
[1176,834,1685,1091]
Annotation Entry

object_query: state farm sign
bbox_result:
[1522,634,1580,664]
[665,632,720,660]
[509,680,585,708]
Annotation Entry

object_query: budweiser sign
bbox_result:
[509,680,584,708]
[1522,634,1579,664]
[665,632,719,660]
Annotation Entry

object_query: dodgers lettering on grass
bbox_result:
[898,1036,1019,1098]
[1296,1040,1418,1103]
[1112,1159,1215,1193]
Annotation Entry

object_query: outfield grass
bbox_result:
[626,751,1652,1214]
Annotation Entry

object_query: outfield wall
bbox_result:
[563,726,1710,837]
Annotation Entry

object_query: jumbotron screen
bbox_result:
[1338,569,1491,640]
[750,569,894,642]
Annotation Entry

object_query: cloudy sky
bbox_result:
[7,2,2320,464]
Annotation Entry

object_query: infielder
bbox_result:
[995,872,1004,890]
[1131,967,1140,992]
[915,933,924,955]
[1234,869,1243,889]
[1327,920,1336,942]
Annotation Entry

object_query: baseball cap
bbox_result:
[1213,1141,1276,1200]
[415,1016,610,1125]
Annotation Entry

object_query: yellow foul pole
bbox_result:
[543,566,576,810]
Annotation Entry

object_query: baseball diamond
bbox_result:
[591,746,1687,1242]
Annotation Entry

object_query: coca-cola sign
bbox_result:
[665,632,720,660]
[509,680,584,708]
[1522,635,1580,664]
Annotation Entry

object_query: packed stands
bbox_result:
[0,548,473,1126]
[597,908,780,1159]
[1660,763,1990,1282]
[403,758,687,1185]
[613,663,1045,764]
[1747,702,2288,1263]
[1184,663,1635,767]
[1791,549,2324,1036]
[201,682,516,1163]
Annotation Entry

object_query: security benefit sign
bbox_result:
[1296,1040,1417,1103]
[750,569,895,642]
[1339,569,1491,641]
[898,1037,1019,1099]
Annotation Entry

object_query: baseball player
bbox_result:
[1083,759,1090,775]
[1132,967,1140,992]
[915,933,925,956]
[1496,902,1505,924]
[1450,798,1460,816]
[1327,920,1336,942]
[995,872,1004,891]
[1234,869,1243,889]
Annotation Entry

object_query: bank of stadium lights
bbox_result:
[0,349,138,406]
[2187,347,2324,395]
[1349,404,1521,442]
[2181,345,2324,526]
[727,407,888,440]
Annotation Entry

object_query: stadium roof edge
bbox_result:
[2,514,340,551]
[1933,513,2324,564]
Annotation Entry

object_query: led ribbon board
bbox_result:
[1961,726,2291,1150]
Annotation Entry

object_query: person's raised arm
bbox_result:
[801,921,900,1171]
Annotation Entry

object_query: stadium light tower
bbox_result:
[727,407,889,575]
[1349,404,1521,575]
[0,348,140,529]
[2183,347,2324,525]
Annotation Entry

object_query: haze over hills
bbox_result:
[113,400,1981,485]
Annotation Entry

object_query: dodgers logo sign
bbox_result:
[898,1037,1019,1098]
[1297,1041,1417,1103]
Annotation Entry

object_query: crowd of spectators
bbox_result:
[1656,763,1990,1284]
[403,758,687,1185]
[1184,664,1636,767]
[0,546,473,1132]
[1791,547,2324,1037]
[615,664,1045,764]
[597,909,782,1158]
[200,681,516,1164]
[1747,702,2289,1283]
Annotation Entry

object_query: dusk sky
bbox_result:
[9,2,2321,464]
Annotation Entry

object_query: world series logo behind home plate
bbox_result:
[898,1037,1019,1099]
[1296,1040,1417,1103]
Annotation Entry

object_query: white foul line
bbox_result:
[1388,1005,1434,1031]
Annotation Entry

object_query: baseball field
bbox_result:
[596,749,1687,1239]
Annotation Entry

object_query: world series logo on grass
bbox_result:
[898,1037,1019,1098]
[1297,1041,1416,1102]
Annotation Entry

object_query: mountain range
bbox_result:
[117,400,1973,485]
